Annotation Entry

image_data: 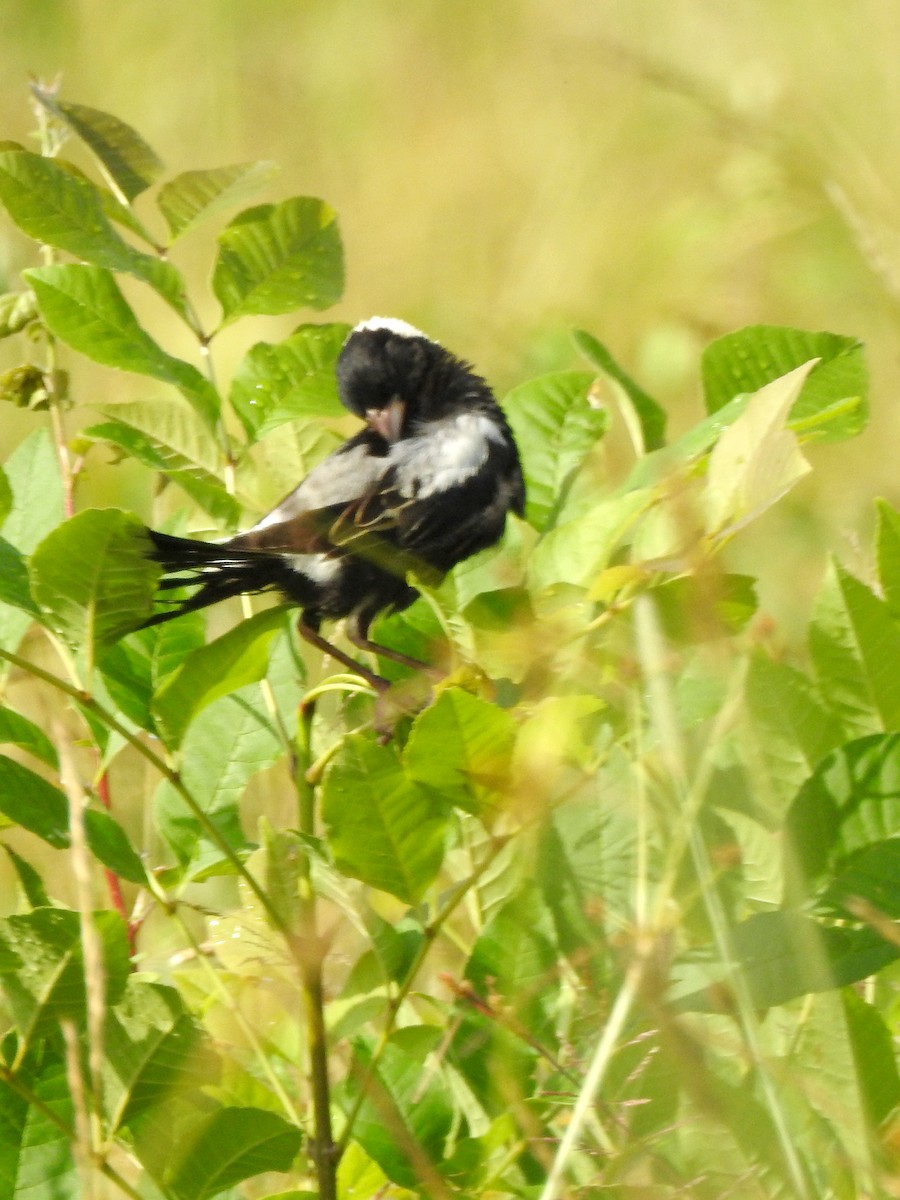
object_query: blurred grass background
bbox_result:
[1,0,900,628]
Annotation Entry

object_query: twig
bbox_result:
[294,699,338,1200]
[0,644,289,938]
[335,833,511,1155]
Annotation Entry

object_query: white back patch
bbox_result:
[392,412,502,498]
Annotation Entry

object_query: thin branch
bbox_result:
[335,833,511,1154]
[294,699,338,1200]
[57,724,106,1150]
[0,644,289,937]
[0,1062,146,1200]
[95,768,134,953]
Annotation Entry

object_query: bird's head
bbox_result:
[337,317,493,442]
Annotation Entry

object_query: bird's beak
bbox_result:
[365,396,406,444]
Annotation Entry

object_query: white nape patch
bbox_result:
[284,553,341,585]
[392,412,501,498]
[353,315,430,341]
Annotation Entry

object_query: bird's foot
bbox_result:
[372,674,434,743]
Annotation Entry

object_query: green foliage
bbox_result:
[212,197,344,325]
[29,508,160,677]
[0,91,897,1200]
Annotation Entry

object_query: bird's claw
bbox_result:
[372,674,434,743]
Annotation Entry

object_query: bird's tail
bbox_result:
[144,529,289,627]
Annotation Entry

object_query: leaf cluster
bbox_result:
[0,90,895,1200]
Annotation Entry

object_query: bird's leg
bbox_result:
[297,614,435,744]
[297,615,389,693]
[345,615,442,679]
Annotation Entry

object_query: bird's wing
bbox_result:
[331,411,499,536]
[231,431,397,555]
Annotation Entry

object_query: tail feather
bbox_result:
[144,529,292,627]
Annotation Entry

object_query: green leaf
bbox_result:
[842,988,900,1126]
[0,705,58,768]
[1,428,65,555]
[405,687,517,815]
[876,498,900,619]
[322,735,449,903]
[0,908,131,1043]
[163,1105,301,1200]
[258,820,304,934]
[345,1028,454,1190]
[229,322,349,437]
[0,756,70,848]
[2,846,51,909]
[157,161,280,240]
[213,196,343,326]
[105,978,219,1131]
[673,911,900,1010]
[363,909,425,986]
[85,406,239,526]
[703,361,813,538]
[818,839,900,919]
[745,653,845,809]
[0,149,189,318]
[90,395,223,475]
[80,808,149,885]
[0,1040,79,1199]
[451,516,533,612]
[248,421,342,511]
[503,370,607,531]
[651,572,757,643]
[0,755,147,884]
[465,884,559,1040]
[0,467,10,526]
[0,538,41,654]
[573,328,667,450]
[784,733,900,902]
[0,430,64,651]
[29,509,160,677]
[526,487,656,595]
[446,1011,537,1121]
[781,989,880,1170]
[701,324,867,441]
[99,613,206,734]
[0,538,39,618]
[154,688,286,872]
[809,560,900,736]
[0,364,48,411]
[31,88,163,202]
[534,770,626,956]
[623,393,750,492]
[90,424,238,525]
[24,265,219,426]
[0,289,38,340]
[152,607,289,749]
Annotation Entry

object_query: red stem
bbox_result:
[96,770,136,959]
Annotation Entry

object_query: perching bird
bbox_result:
[144,317,525,690]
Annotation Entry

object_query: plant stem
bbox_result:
[0,644,289,937]
[335,833,511,1155]
[95,768,134,953]
[294,700,338,1200]
[538,951,649,1200]
[32,90,77,518]
[0,1063,146,1200]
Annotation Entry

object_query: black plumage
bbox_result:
[145,317,525,689]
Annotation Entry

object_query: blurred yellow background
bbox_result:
[1,0,900,626]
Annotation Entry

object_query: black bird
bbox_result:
[145,317,525,690]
